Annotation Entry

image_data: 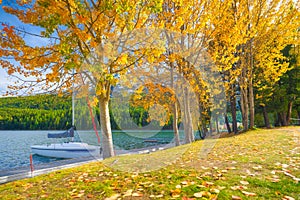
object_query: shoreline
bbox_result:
[0,143,173,184]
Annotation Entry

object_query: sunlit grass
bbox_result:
[0,127,299,199]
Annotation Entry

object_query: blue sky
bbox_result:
[0,0,49,96]
[0,2,17,96]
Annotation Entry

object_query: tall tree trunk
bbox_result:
[99,98,115,159]
[276,113,282,126]
[183,87,194,143]
[173,102,180,146]
[198,105,204,139]
[209,119,213,135]
[224,113,232,133]
[230,94,238,134]
[249,80,255,129]
[199,112,208,138]
[286,101,293,125]
[240,86,249,131]
[274,113,280,127]
[171,65,180,146]
[183,88,189,143]
[249,38,255,129]
[260,104,270,128]
[281,112,288,126]
[215,115,219,134]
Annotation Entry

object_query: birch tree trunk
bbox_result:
[240,86,249,131]
[183,87,194,143]
[173,100,180,146]
[171,66,180,146]
[230,92,238,134]
[99,98,115,159]
[286,101,293,125]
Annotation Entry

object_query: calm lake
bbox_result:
[0,130,185,171]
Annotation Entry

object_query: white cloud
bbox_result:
[0,68,11,96]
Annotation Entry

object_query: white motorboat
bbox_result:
[31,127,101,158]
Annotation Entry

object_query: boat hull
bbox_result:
[31,142,100,158]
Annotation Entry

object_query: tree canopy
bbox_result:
[0,0,299,158]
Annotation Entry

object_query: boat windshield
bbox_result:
[48,127,75,138]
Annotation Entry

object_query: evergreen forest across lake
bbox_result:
[0,93,299,131]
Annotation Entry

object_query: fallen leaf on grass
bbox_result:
[202,181,214,187]
[40,194,49,198]
[242,191,256,196]
[105,193,121,200]
[210,188,220,194]
[87,194,94,198]
[275,191,281,196]
[193,192,202,198]
[231,185,248,190]
[266,177,280,183]
[240,181,249,185]
[171,188,181,198]
[132,192,143,197]
[232,195,242,200]
[182,196,196,200]
[216,186,226,190]
[227,167,237,170]
[123,189,133,197]
[252,166,262,170]
[71,193,84,198]
[181,181,188,185]
[282,164,289,168]
[271,178,280,183]
[194,191,211,198]
[282,195,295,200]
[283,172,300,182]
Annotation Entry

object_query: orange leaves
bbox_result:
[2,24,15,37]
[7,67,16,75]
[171,188,181,198]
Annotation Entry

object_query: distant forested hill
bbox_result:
[0,94,173,130]
[0,95,72,130]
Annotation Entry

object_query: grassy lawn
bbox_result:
[0,127,299,199]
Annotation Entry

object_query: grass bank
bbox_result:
[0,127,299,199]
